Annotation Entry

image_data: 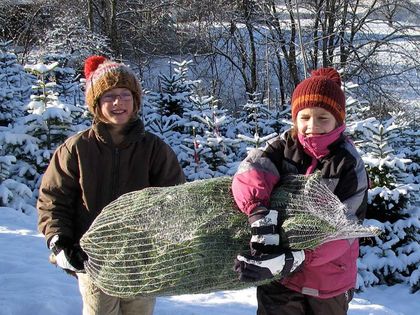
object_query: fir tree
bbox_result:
[0,40,32,126]
[179,126,214,180]
[4,60,84,195]
[235,93,278,156]
[147,60,198,118]
[41,53,89,131]
[181,96,240,179]
[353,115,419,293]
[144,60,241,180]
[0,148,35,214]
[344,82,371,124]
[144,60,199,148]
[345,84,419,293]
[0,41,37,214]
[393,112,420,186]
[24,61,75,151]
[1,57,89,213]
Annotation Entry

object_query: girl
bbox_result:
[37,56,185,315]
[232,68,368,315]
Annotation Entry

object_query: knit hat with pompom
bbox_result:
[84,55,141,115]
[291,68,345,124]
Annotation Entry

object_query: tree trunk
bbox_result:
[108,0,119,56]
[311,0,324,69]
[87,0,94,31]
[286,0,299,86]
[339,0,350,68]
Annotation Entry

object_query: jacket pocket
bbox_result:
[324,259,348,275]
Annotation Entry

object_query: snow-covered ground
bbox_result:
[1,207,418,315]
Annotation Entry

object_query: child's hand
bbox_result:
[49,235,88,273]
[233,250,305,282]
[248,207,289,255]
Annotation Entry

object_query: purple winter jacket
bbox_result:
[231,127,368,299]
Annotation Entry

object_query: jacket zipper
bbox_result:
[111,148,120,200]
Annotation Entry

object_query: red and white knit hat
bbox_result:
[291,68,345,124]
[84,55,142,115]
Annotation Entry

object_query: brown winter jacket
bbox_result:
[37,119,186,246]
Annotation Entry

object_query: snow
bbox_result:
[24,62,59,74]
[1,207,418,315]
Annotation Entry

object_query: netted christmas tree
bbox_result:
[80,173,379,298]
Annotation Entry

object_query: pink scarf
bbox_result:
[297,124,346,175]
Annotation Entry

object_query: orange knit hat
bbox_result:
[84,55,142,115]
[291,68,345,124]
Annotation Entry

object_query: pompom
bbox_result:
[311,67,341,86]
[84,55,107,79]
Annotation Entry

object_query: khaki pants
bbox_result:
[78,273,156,315]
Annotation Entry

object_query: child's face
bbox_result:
[99,88,134,126]
[296,107,337,137]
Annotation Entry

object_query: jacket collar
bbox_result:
[281,126,346,175]
[92,118,145,147]
[297,124,346,160]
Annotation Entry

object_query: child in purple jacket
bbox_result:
[232,68,368,315]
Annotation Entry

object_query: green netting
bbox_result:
[80,173,379,298]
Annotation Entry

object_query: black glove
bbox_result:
[248,207,289,255]
[49,235,88,272]
[233,250,305,282]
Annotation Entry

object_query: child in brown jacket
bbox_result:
[37,56,185,315]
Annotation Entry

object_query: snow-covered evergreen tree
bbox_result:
[0,145,36,214]
[1,55,89,214]
[143,86,184,151]
[144,60,199,148]
[0,41,37,214]
[24,62,76,151]
[179,126,214,180]
[344,82,371,124]
[181,96,240,179]
[235,94,279,156]
[0,40,32,126]
[144,59,243,180]
[353,114,420,293]
[394,113,420,187]
[145,60,198,118]
[41,53,89,130]
[345,84,419,293]
[3,60,86,197]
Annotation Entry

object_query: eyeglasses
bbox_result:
[101,91,133,102]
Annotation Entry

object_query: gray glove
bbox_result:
[233,250,305,282]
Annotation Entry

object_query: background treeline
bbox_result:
[1,0,419,112]
[0,0,419,294]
